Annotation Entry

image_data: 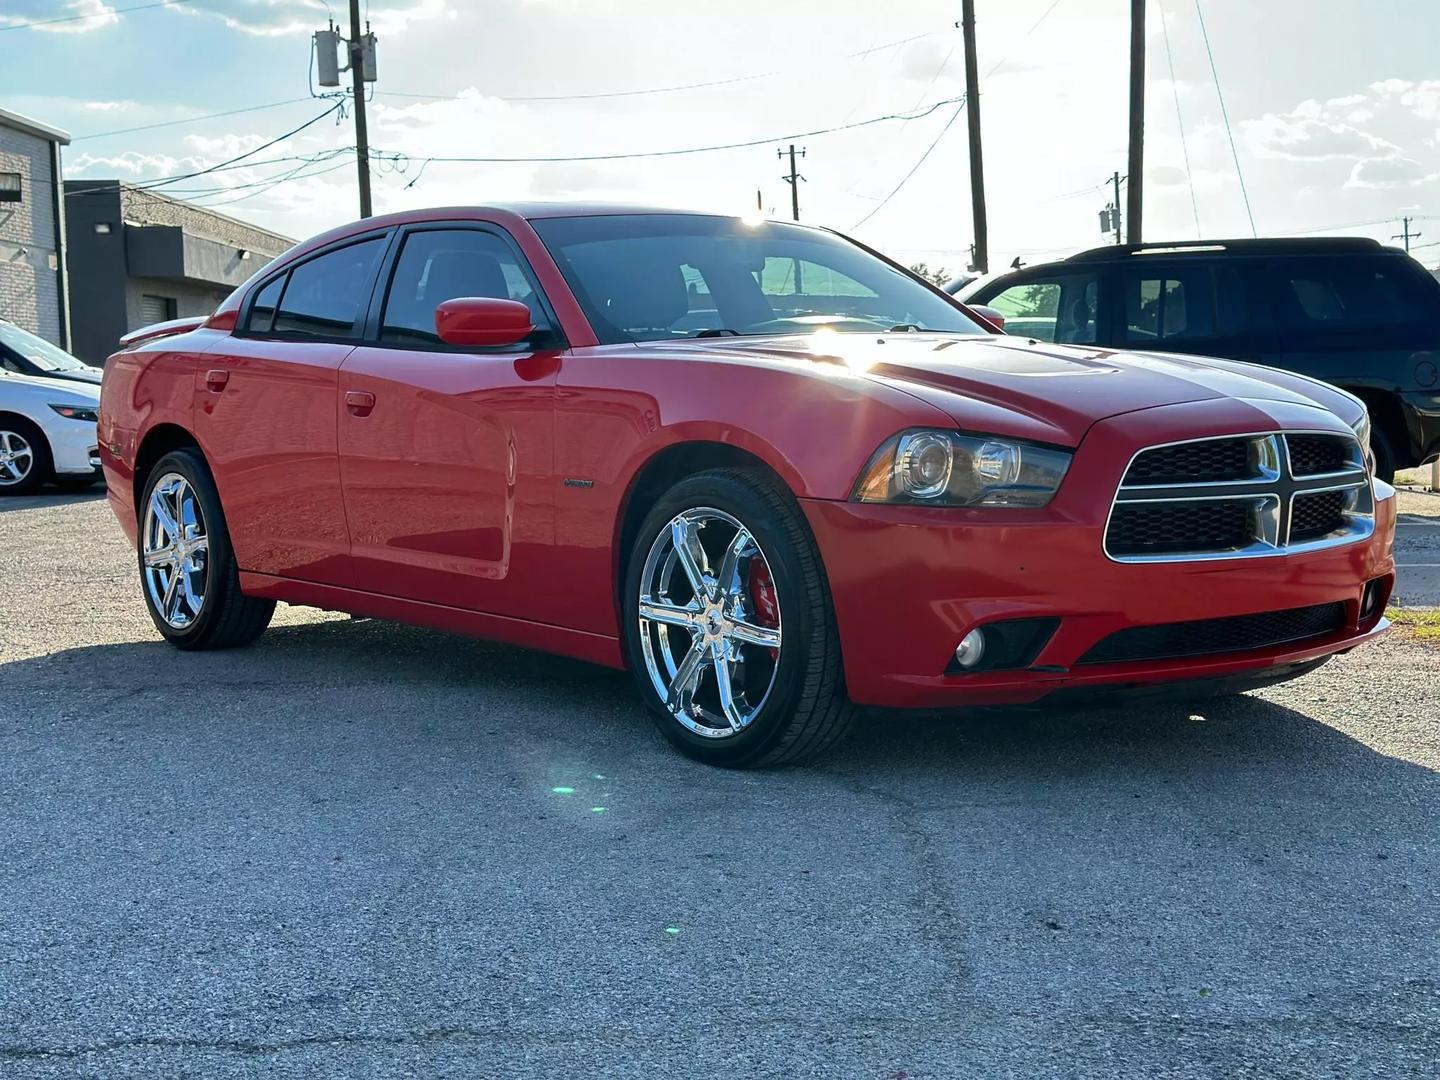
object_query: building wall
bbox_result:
[0,123,64,345]
[65,181,292,365]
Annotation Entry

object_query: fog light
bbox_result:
[954,629,987,669]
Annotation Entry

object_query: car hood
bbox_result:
[0,369,103,403]
[662,334,1362,446]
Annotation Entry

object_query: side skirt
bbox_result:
[237,571,626,670]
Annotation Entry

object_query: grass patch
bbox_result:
[1386,606,1440,643]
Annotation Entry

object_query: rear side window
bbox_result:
[1122,267,1215,343]
[270,236,386,340]
[380,228,549,346]
[246,276,284,333]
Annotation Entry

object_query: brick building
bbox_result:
[64,181,293,365]
[0,107,71,348]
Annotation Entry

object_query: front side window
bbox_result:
[532,214,985,343]
[270,236,386,340]
[381,228,550,346]
[984,275,1098,343]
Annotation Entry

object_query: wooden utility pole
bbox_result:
[1125,0,1145,244]
[960,0,988,272]
[1393,217,1421,253]
[778,145,805,221]
[348,0,372,218]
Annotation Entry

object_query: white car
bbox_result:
[0,369,102,495]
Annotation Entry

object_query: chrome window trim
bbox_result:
[1104,429,1374,564]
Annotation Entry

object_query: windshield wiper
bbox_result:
[693,328,742,338]
[888,324,926,333]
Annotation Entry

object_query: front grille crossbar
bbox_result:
[1105,432,1373,562]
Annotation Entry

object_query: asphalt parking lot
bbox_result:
[1,491,1437,1078]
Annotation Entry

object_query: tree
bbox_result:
[908,262,951,287]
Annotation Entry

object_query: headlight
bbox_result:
[854,429,1073,507]
[1350,412,1373,473]
[49,403,99,423]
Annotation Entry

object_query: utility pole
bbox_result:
[778,145,805,221]
[960,0,988,273]
[1125,0,1145,243]
[1393,216,1422,253]
[348,0,372,218]
[1112,171,1124,244]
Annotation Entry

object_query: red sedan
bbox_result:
[98,206,1396,766]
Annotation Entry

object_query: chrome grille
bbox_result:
[1105,431,1374,563]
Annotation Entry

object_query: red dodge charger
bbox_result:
[98,206,1396,766]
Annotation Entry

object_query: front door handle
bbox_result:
[345,390,376,417]
[205,369,229,392]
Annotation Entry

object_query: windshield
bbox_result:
[531,214,987,344]
[0,321,87,372]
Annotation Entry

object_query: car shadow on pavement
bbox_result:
[4,613,1432,789]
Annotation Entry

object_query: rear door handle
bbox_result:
[205,369,229,392]
[345,390,376,417]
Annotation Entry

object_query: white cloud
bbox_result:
[0,0,118,33]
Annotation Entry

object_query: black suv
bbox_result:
[965,238,1440,480]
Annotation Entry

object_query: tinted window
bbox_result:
[381,229,549,346]
[1122,267,1215,343]
[1270,257,1438,347]
[272,236,385,339]
[984,275,1097,343]
[532,214,985,343]
[247,275,284,333]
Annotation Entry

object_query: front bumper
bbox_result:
[804,406,1397,710]
[48,418,101,476]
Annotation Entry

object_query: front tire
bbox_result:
[623,468,854,767]
[0,420,51,496]
[138,448,274,649]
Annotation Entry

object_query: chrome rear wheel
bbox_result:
[637,507,783,739]
[142,472,209,629]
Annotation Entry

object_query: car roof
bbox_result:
[1063,236,1391,262]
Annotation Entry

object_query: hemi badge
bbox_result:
[563,478,595,489]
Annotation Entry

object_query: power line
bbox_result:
[72,98,317,141]
[375,30,938,104]
[0,0,196,32]
[372,95,965,167]
[64,104,342,200]
[847,0,1067,232]
[1158,0,1202,238]
[850,103,965,230]
[1194,0,1256,237]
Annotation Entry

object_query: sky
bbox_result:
[3,0,1439,276]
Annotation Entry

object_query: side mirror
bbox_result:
[435,297,535,348]
[961,303,1006,332]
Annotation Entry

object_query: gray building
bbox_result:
[0,107,71,348]
[65,181,293,365]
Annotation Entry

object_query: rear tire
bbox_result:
[0,419,51,496]
[623,467,854,767]
[138,448,274,650]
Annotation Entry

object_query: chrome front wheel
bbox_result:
[142,472,209,629]
[0,429,37,489]
[637,506,784,739]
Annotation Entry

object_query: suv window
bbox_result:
[380,228,549,346]
[1122,266,1215,343]
[1269,256,1437,348]
[985,275,1098,343]
[270,236,386,340]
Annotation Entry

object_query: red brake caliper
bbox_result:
[746,560,780,660]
